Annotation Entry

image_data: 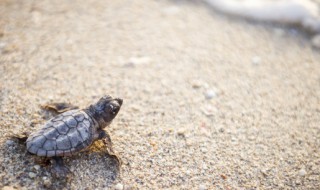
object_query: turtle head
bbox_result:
[90,95,123,128]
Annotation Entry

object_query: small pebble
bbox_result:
[252,56,261,65]
[130,104,142,112]
[204,90,216,100]
[200,147,208,153]
[127,56,151,67]
[202,163,208,170]
[298,168,307,176]
[220,174,227,180]
[192,82,202,89]
[191,80,208,89]
[0,42,6,49]
[177,130,186,138]
[261,169,268,177]
[28,172,36,178]
[162,6,180,15]
[43,177,51,187]
[5,140,15,146]
[199,184,207,190]
[34,165,41,170]
[114,183,124,190]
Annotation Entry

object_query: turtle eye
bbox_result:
[109,104,116,115]
[109,104,114,111]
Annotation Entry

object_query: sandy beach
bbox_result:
[1,0,320,189]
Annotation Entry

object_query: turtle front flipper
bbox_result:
[98,130,122,167]
[41,102,79,114]
[51,156,70,178]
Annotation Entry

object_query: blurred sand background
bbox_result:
[0,0,320,189]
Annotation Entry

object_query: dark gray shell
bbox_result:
[26,110,97,157]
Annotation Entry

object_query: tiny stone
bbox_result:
[114,183,124,190]
[252,56,261,65]
[248,136,256,141]
[130,104,141,112]
[298,168,307,176]
[0,42,6,49]
[43,177,51,186]
[192,83,201,89]
[28,172,36,178]
[220,174,227,180]
[261,169,268,177]
[200,147,208,153]
[204,90,217,100]
[192,80,207,89]
[162,6,180,15]
[177,130,186,138]
[34,165,41,170]
[191,79,209,89]
[199,184,207,190]
[202,163,208,170]
[127,56,151,67]
[5,140,15,146]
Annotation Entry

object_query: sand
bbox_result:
[0,0,320,189]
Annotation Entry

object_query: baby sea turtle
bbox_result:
[26,95,123,177]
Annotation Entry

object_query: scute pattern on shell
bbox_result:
[26,109,96,157]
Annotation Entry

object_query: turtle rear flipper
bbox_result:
[51,156,72,178]
[41,102,79,114]
[9,131,30,144]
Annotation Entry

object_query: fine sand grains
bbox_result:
[0,0,320,189]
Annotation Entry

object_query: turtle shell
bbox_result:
[26,110,97,157]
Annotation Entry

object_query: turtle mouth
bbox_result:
[115,98,123,106]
